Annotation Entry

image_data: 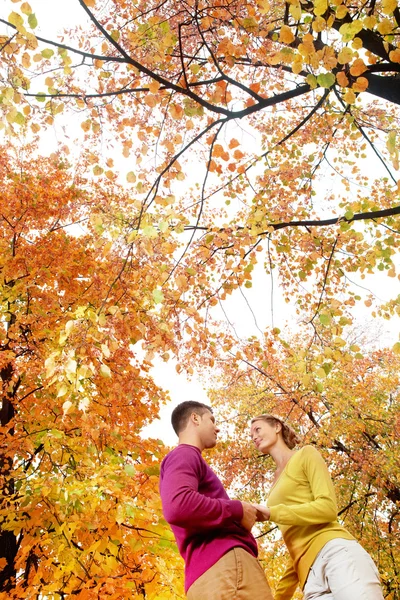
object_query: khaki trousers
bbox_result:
[187,547,273,600]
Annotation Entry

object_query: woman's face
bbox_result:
[250,419,280,454]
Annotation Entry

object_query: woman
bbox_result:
[250,414,384,600]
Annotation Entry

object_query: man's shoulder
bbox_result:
[161,444,204,470]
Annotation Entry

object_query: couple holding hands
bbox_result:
[160,401,384,600]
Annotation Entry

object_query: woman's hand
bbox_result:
[254,504,270,522]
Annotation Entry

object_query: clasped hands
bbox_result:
[240,501,270,531]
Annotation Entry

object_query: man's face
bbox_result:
[198,410,220,449]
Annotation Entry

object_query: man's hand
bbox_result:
[253,504,270,522]
[240,501,257,531]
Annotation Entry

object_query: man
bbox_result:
[159,400,273,599]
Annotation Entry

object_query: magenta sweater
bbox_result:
[159,444,258,592]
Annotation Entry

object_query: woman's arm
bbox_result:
[269,446,338,526]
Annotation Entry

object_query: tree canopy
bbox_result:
[0,0,399,598]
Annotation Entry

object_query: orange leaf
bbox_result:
[349,58,367,76]
[336,71,349,87]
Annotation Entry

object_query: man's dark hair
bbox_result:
[171,401,212,435]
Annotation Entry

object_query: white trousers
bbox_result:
[303,538,384,600]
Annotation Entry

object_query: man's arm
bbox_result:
[160,448,248,531]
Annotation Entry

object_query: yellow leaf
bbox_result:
[336,5,348,18]
[101,343,110,358]
[58,384,69,398]
[382,0,397,15]
[100,364,111,378]
[149,80,160,94]
[344,87,356,103]
[20,3,32,15]
[312,16,326,32]
[289,2,302,20]
[292,58,304,74]
[363,15,377,29]
[392,342,400,355]
[337,47,353,64]
[351,37,363,50]
[126,171,136,183]
[257,0,270,15]
[62,400,72,413]
[8,12,25,32]
[314,0,328,16]
[376,18,394,35]
[65,358,77,375]
[279,25,295,44]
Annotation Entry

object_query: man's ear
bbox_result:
[191,412,200,426]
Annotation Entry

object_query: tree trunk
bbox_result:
[0,364,17,592]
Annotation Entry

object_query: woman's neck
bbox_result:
[268,442,296,471]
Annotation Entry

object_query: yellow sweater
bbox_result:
[268,445,354,600]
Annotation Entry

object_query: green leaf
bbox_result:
[316,73,336,88]
[152,289,164,304]
[28,13,37,28]
[319,313,331,326]
[41,48,54,59]
[306,74,318,89]
[124,464,135,477]
[387,131,396,154]
[13,112,25,126]
[142,225,158,238]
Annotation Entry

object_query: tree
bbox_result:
[1,0,400,335]
[0,1,399,597]
[0,145,186,598]
[208,329,400,599]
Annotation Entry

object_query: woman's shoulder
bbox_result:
[296,444,323,461]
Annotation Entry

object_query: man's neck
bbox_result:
[178,433,203,451]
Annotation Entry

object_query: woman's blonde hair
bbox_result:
[251,414,301,450]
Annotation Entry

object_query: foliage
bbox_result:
[0,0,400,333]
[0,0,399,597]
[0,146,185,598]
[209,329,400,599]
